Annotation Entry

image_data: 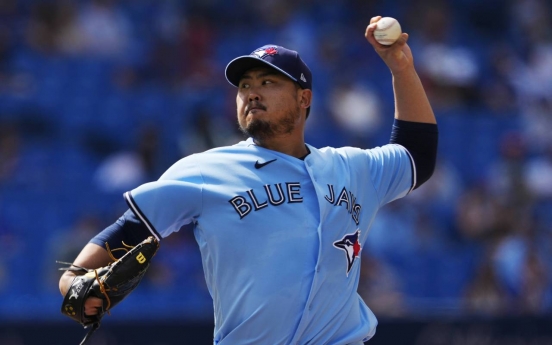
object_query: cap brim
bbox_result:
[225,56,298,87]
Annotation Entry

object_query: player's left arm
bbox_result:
[365,16,436,125]
[366,16,438,189]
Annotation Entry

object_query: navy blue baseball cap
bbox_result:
[225,45,312,90]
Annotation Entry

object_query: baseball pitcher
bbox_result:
[59,16,438,345]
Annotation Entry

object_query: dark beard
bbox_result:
[239,107,300,141]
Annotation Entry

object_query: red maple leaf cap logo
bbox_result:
[264,47,278,55]
[252,46,279,59]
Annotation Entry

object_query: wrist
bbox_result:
[59,271,77,296]
[390,64,417,78]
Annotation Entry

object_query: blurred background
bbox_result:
[0,0,551,344]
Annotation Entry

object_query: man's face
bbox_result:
[236,67,304,141]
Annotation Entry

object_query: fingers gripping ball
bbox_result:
[374,17,402,45]
[59,236,160,344]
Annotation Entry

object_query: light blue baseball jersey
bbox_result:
[124,138,414,345]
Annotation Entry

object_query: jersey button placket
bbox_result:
[305,159,316,182]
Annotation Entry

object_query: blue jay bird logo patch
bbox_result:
[333,230,361,275]
[252,46,278,59]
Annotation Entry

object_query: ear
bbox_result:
[298,89,312,110]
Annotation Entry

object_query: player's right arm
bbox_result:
[60,155,203,316]
[59,209,153,314]
[59,244,111,295]
[58,243,111,315]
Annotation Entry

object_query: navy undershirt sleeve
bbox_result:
[89,209,152,257]
[389,119,438,190]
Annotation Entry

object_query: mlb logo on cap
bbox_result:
[225,45,312,90]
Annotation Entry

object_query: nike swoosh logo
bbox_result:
[255,159,277,169]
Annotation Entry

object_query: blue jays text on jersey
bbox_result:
[123,138,415,345]
[228,182,304,218]
[229,183,362,226]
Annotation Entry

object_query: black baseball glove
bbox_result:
[58,236,160,344]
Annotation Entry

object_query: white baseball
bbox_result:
[374,17,402,45]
